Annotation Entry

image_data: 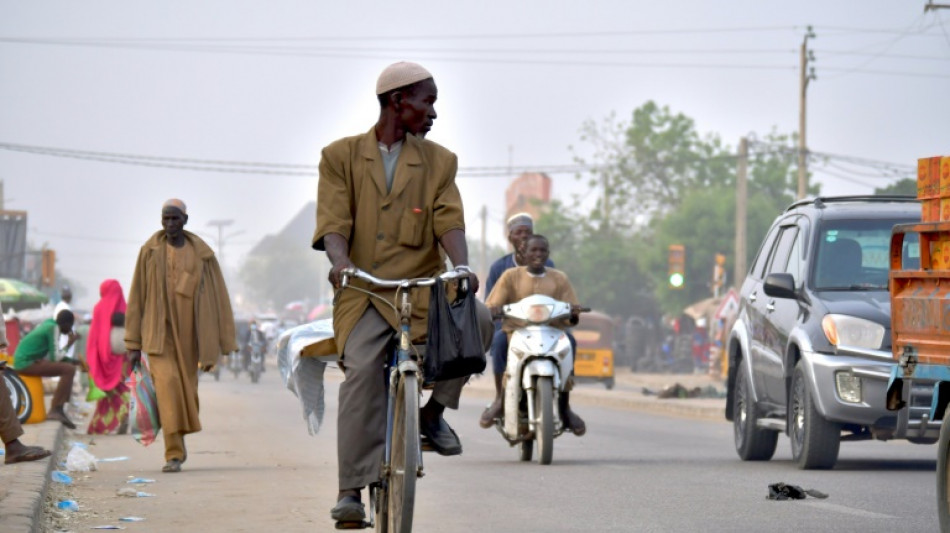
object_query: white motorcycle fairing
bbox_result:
[501,325,573,440]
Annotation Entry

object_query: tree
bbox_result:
[874,178,916,196]
[535,204,657,319]
[555,103,803,317]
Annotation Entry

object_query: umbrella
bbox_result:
[307,303,330,321]
[0,278,49,312]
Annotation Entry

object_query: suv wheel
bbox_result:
[733,358,778,461]
[790,360,840,469]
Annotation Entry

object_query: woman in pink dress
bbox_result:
[86,279,130,434]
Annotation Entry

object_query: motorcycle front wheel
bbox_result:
[535,377,554,465]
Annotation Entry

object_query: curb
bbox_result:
[0,421,65,533]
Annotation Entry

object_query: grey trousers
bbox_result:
[337,302,492,491]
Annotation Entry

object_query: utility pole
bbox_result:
[735,137,748,289]
[207,219,244,271]
[797,26,817,200]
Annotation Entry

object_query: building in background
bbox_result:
[504,172,551,232]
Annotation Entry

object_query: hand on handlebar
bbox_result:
[328,260,356,289]
[454,266,479,295]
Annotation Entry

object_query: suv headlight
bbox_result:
[821,314,885,350]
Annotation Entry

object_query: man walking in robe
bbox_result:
[125,198,237,473]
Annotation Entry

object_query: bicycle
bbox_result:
[336,267,468,532]
[1,360,33,424]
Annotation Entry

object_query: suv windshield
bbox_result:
[813,218,918,290]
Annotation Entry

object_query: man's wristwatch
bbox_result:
[455,265,472,273]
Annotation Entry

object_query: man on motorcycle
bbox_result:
[481,213,555,428]
[243,320,265,366]
[482,234,586,435]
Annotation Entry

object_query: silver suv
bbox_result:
[725,196,929,469]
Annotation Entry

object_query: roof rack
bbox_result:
[784,195,917,213]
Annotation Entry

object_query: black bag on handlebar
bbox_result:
[424,279,486,382]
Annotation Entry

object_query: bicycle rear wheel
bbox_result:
[386,371,419,533]
[3,369,32,424]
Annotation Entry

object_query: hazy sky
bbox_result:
[2,1,948,309]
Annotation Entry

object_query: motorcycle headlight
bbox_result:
[821,314,885,350]
[527,304,553,323]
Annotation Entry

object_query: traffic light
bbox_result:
[668,244,685,289]
[712,253,726,294]
[41,249,55,287]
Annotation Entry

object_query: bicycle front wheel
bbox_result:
[387,371,419,533]
[3,369,32,424]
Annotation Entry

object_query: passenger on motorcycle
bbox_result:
[481,234,586,435]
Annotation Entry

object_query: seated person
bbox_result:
[482,234,586,435]
[1,300,52,464]
[13,309,80,429]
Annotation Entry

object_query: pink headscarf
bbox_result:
[87,279,128,391]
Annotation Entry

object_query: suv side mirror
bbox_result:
[763,273,797,299]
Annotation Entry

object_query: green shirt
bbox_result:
[13,318,58,370]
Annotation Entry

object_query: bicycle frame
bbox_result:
[339,267,465,531]
[384,290,423,478]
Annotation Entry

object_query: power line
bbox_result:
[0,26,800,44]
[1,140,917,182]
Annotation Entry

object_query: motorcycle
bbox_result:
[247,336,265,384]
[492,294,585,465]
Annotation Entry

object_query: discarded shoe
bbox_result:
[767,482,828,500]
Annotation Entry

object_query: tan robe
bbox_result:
[148,242,200,435]
[126,231,237,438]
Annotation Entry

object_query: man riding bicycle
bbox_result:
[312,61,492,526]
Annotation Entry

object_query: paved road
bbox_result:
[13,364,944,531]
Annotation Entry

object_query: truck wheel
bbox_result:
[937,404,950,531]
[790,361,840,469]
[733,359,777,461]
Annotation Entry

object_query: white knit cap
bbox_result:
[506,212,534,231]
[162,198,187,215]
[376,62,433,95]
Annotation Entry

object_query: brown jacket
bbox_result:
[313,127,465,348]
[125,230,238,366]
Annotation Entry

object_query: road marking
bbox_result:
[806,501,897,519]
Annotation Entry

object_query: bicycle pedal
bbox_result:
[420,435,435,452]
[334,520,370,530]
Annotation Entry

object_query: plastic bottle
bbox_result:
[50,471,73,484]
[56,500,79,511]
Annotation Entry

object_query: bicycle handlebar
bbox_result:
[340,267,466,290]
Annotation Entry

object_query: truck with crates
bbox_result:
[886,154,950,529]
